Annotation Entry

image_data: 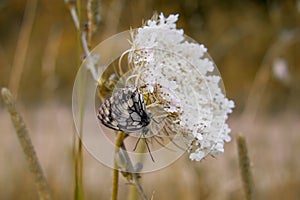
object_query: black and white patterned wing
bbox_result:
[97,95,120,131]
[97,88,151,132]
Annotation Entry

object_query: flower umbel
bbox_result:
[113,13,235,161]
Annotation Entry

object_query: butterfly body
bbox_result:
[97,87,151,132]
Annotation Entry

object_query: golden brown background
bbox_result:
[0,0,300,199]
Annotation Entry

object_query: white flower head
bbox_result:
[114,13,234,161]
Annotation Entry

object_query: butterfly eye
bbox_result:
[97,87,151,132]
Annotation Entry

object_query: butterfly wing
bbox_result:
[97,96,120,131]
[97,88,151,132]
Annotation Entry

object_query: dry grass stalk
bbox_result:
[1,87,52,200]
[237,134,255,200]
[87,0,101,46]
[8,0,37,99]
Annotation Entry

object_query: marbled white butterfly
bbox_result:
[97,87,151,132]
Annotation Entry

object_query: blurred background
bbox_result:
[0,0,300,199]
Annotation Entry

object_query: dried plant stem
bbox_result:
[67,0,99,81]
[87,0,101,46]
[237,134,254,200]
[66,0,91,56]
[8,0,37,99]
[66,1,85,199]
[1,88,52,200]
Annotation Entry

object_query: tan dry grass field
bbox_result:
[1,101,299,199]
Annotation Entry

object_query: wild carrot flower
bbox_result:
[114,13,235,161]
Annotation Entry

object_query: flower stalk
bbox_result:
[66,1,86,199]
[111,131,125,200]
[66,0,99,81]
[112,131,148,200]
[1,88,52,200]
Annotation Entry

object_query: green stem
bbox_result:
[111,165,120,200]
[127,185,138,200]
[112,131,126,200]
[1,88,52,200]
[73,132,84,200]
[237,134,255,200]
[66,1,85,199]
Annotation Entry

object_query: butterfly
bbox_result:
[97,87,151,133]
